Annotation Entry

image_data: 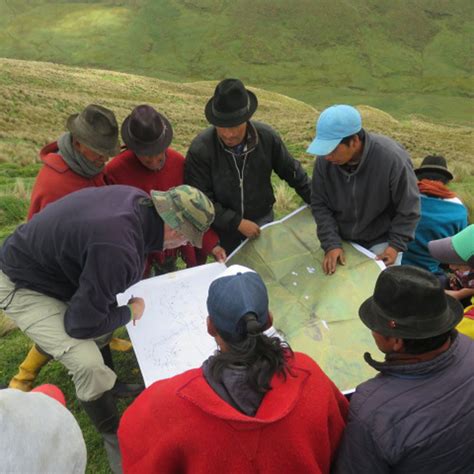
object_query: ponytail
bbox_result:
[208,313,293,393]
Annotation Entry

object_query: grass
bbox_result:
[0,0,472,125]
[0,57,472,472]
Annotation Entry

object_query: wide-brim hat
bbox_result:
[121,105,173,156]
[414,155,453,181]
[205,78,258,127]
[66,104,120,157]
[359,266,464,339]
[428,225,474,267]
[151,185,215,248]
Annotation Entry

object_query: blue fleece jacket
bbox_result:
[402,195,468,273]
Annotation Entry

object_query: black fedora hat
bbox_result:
[205,79,258,127]
[415,155,454,181]
[121,105,173,156]
[66,104,120,157]
[359,266,463,339]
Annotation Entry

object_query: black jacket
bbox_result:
[333,333,474,473]
[185,121,311,235]
[0,186,163,339]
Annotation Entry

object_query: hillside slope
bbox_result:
[0,58,472,222]
[0,0,472,124]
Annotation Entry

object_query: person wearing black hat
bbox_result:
[333,266,474,474]
[402,155,468,275]
[107,104,225,274]
[10,104,132,394]
[184,79,312,253]
[119,270,348,473]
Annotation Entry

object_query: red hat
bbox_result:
[31,384,66,406]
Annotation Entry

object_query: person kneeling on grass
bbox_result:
[0,184,214,473]
[119,270,348,474]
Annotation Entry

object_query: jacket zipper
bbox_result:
[231,153,248,216]
[350,174,358,237]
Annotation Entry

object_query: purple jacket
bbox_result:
[333,333,474,473]
[0,185,164,339]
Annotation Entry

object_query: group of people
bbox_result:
[0,77,473,473]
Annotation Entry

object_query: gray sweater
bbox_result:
[333,333,474,473]
[311,132,420,252]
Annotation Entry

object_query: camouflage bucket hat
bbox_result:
[151,185,215,248]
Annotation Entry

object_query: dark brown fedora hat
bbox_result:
[415,155,454,181]
[121,105,173,156]
[205,79,258,127]
[66,104,120,157]
[359,266,463,339]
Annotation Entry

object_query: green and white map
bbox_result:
[122,207,384,392]
[228,206,383,390]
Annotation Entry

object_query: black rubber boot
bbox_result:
[100,345,144,399]
[80,390,122,473]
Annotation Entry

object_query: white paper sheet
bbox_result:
[117,263,282,387]
[117,262,226,387]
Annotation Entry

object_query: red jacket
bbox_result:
[106,148,184,193]
[28,142,107,220]
[118,352,348,474]
[106,149,219,266]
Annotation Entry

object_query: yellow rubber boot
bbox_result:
[9,345,51,392]
[109,337,132,352]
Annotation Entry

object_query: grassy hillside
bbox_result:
[0,57,473,472]
[0,0,473,125]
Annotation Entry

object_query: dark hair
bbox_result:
[208,313,294,393]
[340,129,365,146]
[402,330,453,355]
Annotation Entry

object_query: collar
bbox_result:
[177,363,310,425]
[218,121,259,156]
[364,332,460,377]
[137,199,164,252]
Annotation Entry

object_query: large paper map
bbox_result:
[118,206,384,391]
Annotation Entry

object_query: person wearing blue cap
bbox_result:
[119,270,349,473]
[307,105,420,274]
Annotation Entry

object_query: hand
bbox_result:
[445,289,461,299]
[128,297,145,322]
[323,248,345,275]
[211,245,227,262]
[375,246,399,266]
[238,219,261,239]
[445,288,474,300]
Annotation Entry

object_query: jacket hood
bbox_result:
[177,365,310,426]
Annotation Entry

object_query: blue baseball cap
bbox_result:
[207,271,269,342]
[307,105,362,156]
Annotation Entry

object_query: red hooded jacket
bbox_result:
[28,142,107,220]
[119,352,348,474]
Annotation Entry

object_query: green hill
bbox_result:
[0,57,473,472]
[1,0,473,124]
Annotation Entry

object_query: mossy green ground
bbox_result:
[0,57,472,472]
